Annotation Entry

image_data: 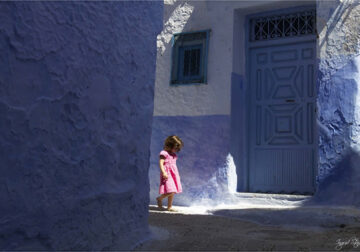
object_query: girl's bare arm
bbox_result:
[159,158,168,179]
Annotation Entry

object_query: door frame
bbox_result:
[243,4,319,193]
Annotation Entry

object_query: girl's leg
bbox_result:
[156,196,163,209]
[167,193,175,210]
[156,193,172,209]
[157,193,172,200]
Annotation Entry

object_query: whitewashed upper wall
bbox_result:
[154,0,318,116]
[317,0,360,68]
[155,1,232,116]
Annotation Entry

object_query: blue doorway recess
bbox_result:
[246,7,317,194]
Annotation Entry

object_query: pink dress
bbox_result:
[159,150,182,194]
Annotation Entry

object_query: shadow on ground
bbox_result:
[133,205,360,251]
[210,206,360,230]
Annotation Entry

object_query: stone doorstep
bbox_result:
[232,192,311,201]
[232,193,360,214]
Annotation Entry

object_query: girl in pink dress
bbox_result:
[156,135,183,211]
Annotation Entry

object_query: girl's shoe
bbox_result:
[167,208,177,212]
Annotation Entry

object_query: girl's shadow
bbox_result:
[149,205,166,211]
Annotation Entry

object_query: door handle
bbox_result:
[285,99,295,103]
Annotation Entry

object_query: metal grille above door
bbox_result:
[249,10,316,41]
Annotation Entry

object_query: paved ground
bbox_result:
[133,194,360,251]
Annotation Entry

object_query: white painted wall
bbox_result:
[154,0,316,117]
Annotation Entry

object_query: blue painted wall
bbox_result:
[0,1,162,250]
[149,115,232,206]
[317,57,357,181]
[230,73,248,192]
[310,54,360,206]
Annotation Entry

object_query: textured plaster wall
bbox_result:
[316,0,360,178]
[0,1,162,250]
[149,115,231,206]
[153,0,360,207]
[154,0,232,116]
[313,0,360,206]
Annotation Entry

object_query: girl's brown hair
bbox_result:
[164,135,184,152]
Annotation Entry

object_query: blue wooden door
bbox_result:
[249,41,316,194]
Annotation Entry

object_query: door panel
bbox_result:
[249,42,316,194]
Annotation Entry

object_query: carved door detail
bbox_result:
[249,41,316,194]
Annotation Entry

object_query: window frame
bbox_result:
[170,29,210,85]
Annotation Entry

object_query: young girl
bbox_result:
[156,135,183,211]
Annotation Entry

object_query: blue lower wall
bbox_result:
[149,115,231,206]
[150,56,360,207]
[230,72,247,192]
[317,56,358,182]
[309,55,360,206]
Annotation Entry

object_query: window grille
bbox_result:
[250,10,316,41]
[181,46,201,78]
[170,30,210,85]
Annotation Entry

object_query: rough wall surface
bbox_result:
[314,0,360,206]
[149,115,231,206]
[154,0,234,116]
[316,0,360,179]
[0,1,162,250]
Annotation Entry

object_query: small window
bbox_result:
[170,30,210,85]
